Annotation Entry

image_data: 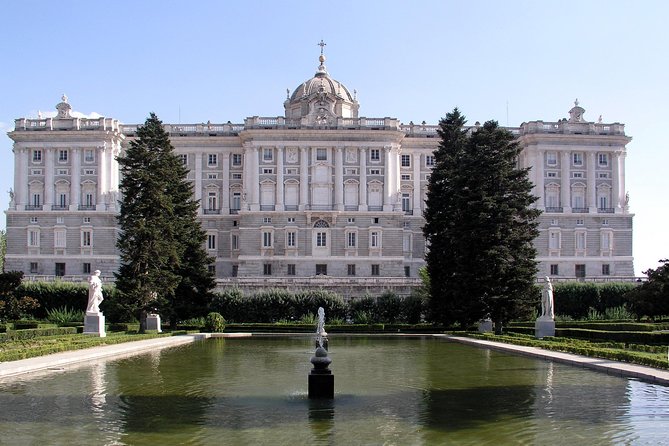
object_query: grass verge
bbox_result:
[457,331,669,370]
[0,332,171,362]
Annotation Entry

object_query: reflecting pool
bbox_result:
[0,336,667,445]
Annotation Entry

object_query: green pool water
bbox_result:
[0,335,667,445]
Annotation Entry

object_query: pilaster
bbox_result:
[359,148,367,211]
[334,146,344,211]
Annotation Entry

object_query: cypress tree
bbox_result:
[116,113,214,329]
[423,108,540,331]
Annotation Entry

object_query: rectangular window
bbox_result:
[83,217,91,224]
[232,153,242,166]
[263,148,273,161]
[231,173,243,179]
[57,169,68,175]
[287,217,296,223]
[208,154,217,166]
[401,174,411,181]
[179,154,188,165]
[207,234,217,250]
[231,234,239,250]
[347,232,357,248]
[602,264,610,275]
[402,193,411,212]
[546,152,557,166]
[572,152,583,166]
[401,154,411,167]
[316,148,327,161]
[370,169,381,175]
[30,217,38,224]
[208,264,216,275]
[85,149,95,163]
[425,155,435,167]
[81,230,92,247]
[263,231,273,248]
[232,192,241,211]
[316,264,327,275]
[373,217,379,224]
[575,232,586,250]
[316,232,327,247]
[575,264,586,278]
[263,263,272,275]
[262,168,274,174]
[263,217,272,223]
[30,262,39,274]
[598,172,609,179]
[287,231,296,247]
[576,219,584,226]
[347,217,355,223]
[84,169,95,175]
[31,169,42,175]
[598,153,609,166]
[32,193,42,207]
[550,264,559,275]
[404,266,411,277]
[370,149,380,161]
[371,264,380,276]
[345,168,358,175]
[28,229,40,247]
[54,230,66,248]
[287,264,296,276]
[33,149,42,162]
[58,150,68,162]
[347,264,356,276]
[549,231,560,250]
[83,263,91,274]
[55,263,66,277]
[370,231,380,248]
[232,265,238,277]
[571,172,584,178]
[547,171,558,178]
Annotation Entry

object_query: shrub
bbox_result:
[12,320,39,329]
[0,326,77,342]
[204,312,226,332]
[47,306,84,325]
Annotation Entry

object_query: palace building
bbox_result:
[4,51,634,293]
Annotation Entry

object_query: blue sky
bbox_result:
[1,0,667,275]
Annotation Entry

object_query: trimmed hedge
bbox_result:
[555,328,669,344]
[0,327,77,342]
[553,282,637,319]
[509,321,669,332]
[12,320,39,330]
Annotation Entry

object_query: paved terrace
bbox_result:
[0,333,667,387]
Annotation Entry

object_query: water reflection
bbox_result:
[0,336,667,445]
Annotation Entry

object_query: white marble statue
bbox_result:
[86,270,104,314]
[540,276,554,320]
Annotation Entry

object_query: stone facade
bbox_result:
[4,55,634,290]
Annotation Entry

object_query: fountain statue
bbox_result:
[309,307,334,399]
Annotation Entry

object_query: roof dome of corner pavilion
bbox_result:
[284,49,359,122]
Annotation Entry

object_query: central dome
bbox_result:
[284,53,359,124]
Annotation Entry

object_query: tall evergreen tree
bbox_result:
[423,108,540,331]
[116,113,214,329]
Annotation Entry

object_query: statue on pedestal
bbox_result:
[540,276,554,320]
[86,270,104,314]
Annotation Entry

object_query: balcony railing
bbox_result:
[572,207,589,213]
[51,205,68,211]
[284,205,298,211]
[545,207,563,213]
[229,209,240,214]
[25,205,42,210]
[78,205,96,211]
[598,208,615,214]
[203,208,221,215]
[260,205,275,211]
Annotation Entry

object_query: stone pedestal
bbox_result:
[309,373,334,399]
[84,312,106,337]
[478,319,493,333]
[146,314,162,332]
[535,318,555,339]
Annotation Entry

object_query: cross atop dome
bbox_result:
[316,39,328,75]
[318,39,326,55]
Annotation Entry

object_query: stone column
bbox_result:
[14,146,28,209]
[412,152,421,214]
[70,148,81,210]
[195,152,203,215]
[535,149,545,210]
[560,151,570,212]
[383,146,393,211]
[612,151,621,212]
[359,148,367,211]
[334,146,344,211]
[97,145,108,210]
[299,146,309,210]
[222,151,230,212]
[620,151,627,211]
[44,148,55,209]
[251,147,260,211]
[275,145,284,211]
[587,152,596,212]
